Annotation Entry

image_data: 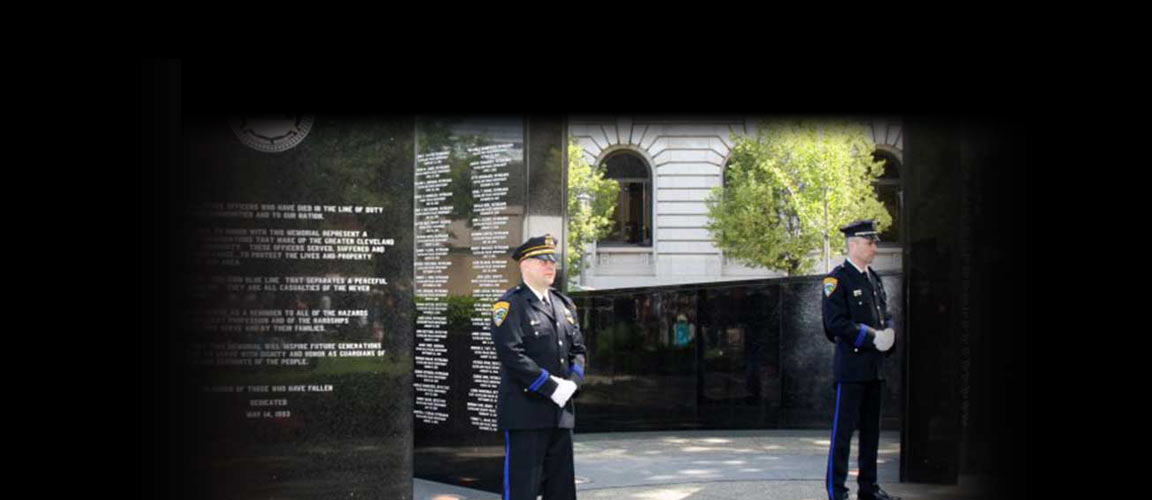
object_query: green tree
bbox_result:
[565,138,619,283]
[706,119,891,276]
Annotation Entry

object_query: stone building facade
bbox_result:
[569,116,903,290]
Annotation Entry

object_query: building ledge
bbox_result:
[595,245,654,253]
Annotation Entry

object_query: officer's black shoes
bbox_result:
[858,486,900,500]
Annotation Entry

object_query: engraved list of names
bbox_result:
[413,120,523,435]
[465,143,514,432]
[414,149,452,426]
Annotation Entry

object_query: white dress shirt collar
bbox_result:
[526,283,550,304]
[846,257,870,275]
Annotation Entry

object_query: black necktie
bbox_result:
[541,294,554,320]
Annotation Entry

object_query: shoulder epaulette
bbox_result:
[499,286,522,301]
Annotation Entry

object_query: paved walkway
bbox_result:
[415,430,989,500]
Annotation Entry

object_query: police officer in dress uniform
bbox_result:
[491,235,587,500]
[822,220,900,500]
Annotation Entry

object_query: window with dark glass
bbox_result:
[601,151,653,246]
[872,150,902,244]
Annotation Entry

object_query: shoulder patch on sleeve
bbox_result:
[823,277,839,297]
[493,301,511,327]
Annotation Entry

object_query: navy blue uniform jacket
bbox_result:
[491,284,587,430]
[822,262,893,382]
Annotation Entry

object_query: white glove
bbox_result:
[549,376,577,408]
[874,328,895,352]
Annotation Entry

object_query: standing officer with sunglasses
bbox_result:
[491,234,587,500]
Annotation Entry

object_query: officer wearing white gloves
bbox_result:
[873,328,895,352]
[491,235,587,500]
[821,220,900,500]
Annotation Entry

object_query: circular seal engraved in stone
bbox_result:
[230,114,315,153]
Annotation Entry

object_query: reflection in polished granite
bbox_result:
[571,274,904,434]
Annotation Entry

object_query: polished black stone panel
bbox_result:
[780,279,834,428]
[411,117,566,494]
[879,274,904,430]
[526,116,566,289]
[411,117,523,494]
[900,119,1028,493]
[697,285,782,429]
[571,275,902,434]
[175,115,415,499]
[571,294,626,431]
[901,121,965,485]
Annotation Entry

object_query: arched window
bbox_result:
[600,151,652,247]
[872,149,902,244]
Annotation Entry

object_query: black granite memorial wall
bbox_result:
[900,118,1028,493]
[146,102,1025,499]
[172,115,415,499]
[569,274,904,433]
[411,116,565,494]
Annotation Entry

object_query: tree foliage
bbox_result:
[706,119,891,276]
[565,138,619,281]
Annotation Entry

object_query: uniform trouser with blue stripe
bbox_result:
[503,428,576,500]
[826,380,883,500]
